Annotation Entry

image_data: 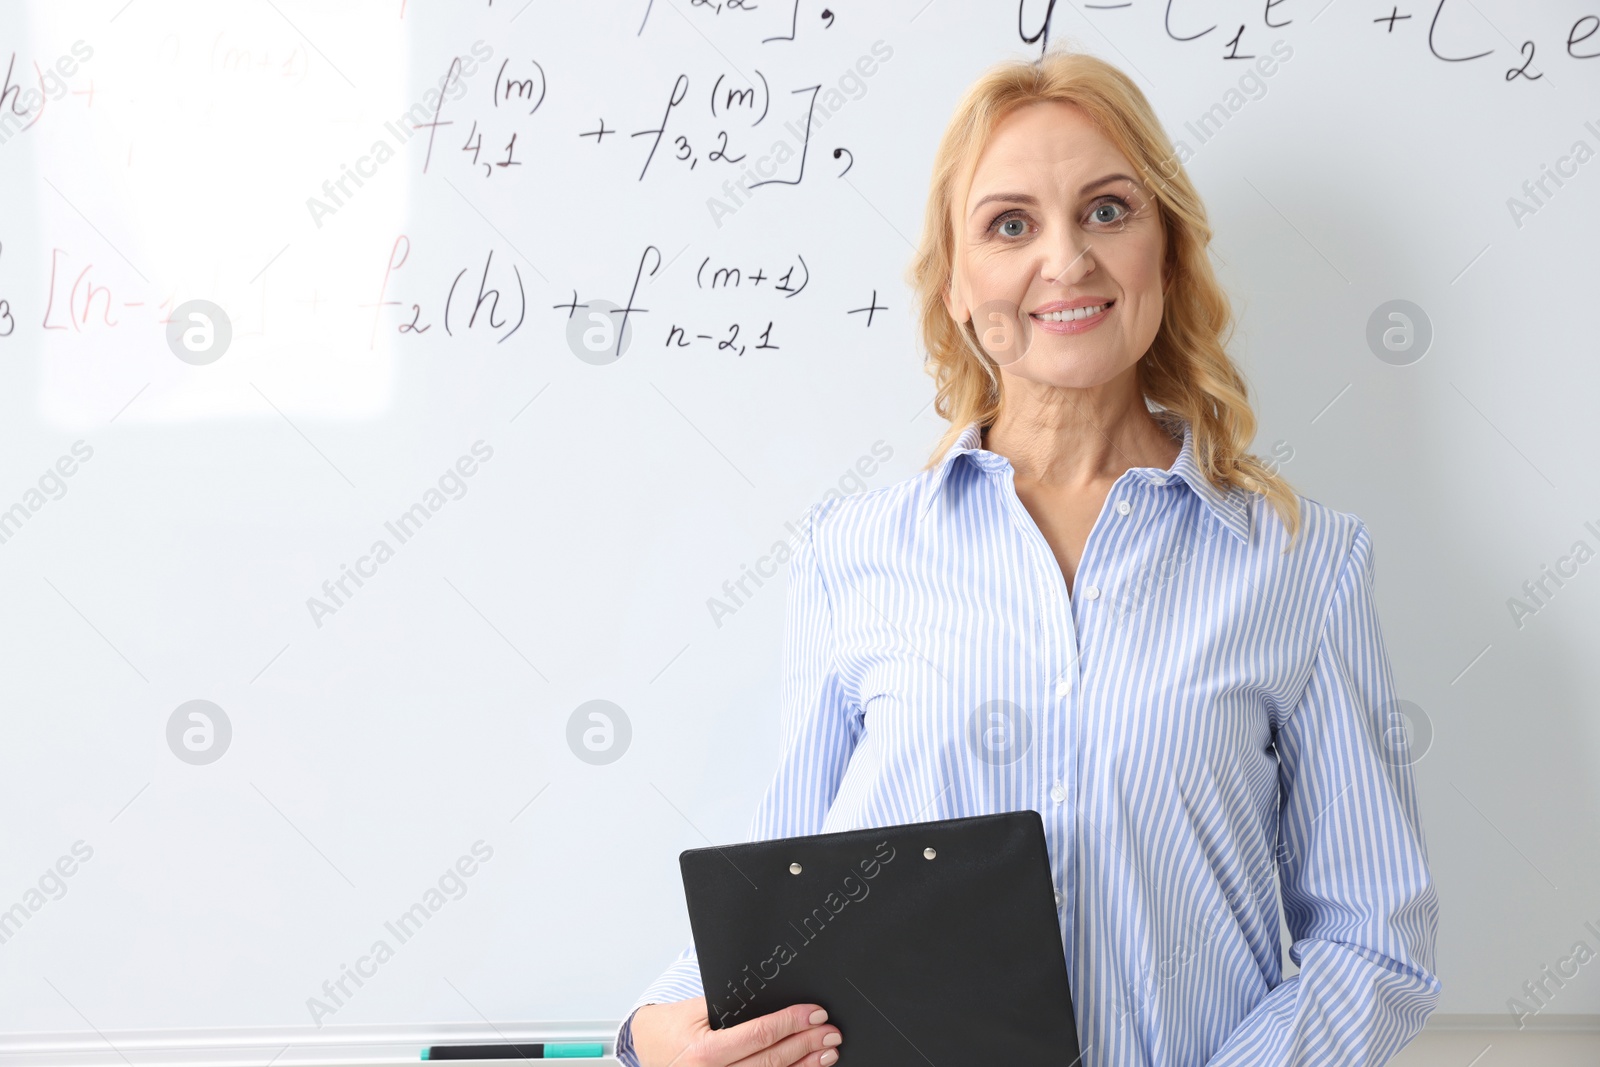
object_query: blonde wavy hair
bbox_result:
[905,48,1303,551]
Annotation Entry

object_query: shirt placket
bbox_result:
[988,461,1152,966]
[986,463,1081,947]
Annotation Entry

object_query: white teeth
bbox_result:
[1033,303,1109,322]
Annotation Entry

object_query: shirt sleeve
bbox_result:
[1203,521,1442,1066]
[613,945,704,1067]
[614,502,862,1066]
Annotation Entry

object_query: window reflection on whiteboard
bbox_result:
[28,1,408,428]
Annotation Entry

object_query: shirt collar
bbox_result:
[915,415,1252,544]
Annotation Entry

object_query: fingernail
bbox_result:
[809,1009,829,1025]
[820,1051,839,1066]
[823,1032,842,1047]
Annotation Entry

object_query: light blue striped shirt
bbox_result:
[616,415,1440,1066]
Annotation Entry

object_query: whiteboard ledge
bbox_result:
[1424,1013,1600,1033]
[0,1021,618,1067]
[1,1015,1597,1066]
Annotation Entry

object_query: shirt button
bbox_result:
[1115,500,1131,516]
[1054,680,1070,698]
[1054,890,1063,905]
[1083,585,1100,600]
[1050,782,1066,803]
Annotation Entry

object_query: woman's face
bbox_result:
[944,100,1167,391]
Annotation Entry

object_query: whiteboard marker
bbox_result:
[422,1043,605,1060]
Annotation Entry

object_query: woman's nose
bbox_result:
[1039,226,1094,286]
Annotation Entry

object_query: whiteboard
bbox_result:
[1,0,1597,1061]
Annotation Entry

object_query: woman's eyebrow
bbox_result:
[967,173,1140,220]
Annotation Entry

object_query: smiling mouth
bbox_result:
[1030,300,1114,322]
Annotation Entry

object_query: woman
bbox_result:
[618,49,1440,1067]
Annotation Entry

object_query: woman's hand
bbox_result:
[630,996,843,1067]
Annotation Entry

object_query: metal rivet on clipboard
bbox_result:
[924,847,937,859]
[789,862,802,874]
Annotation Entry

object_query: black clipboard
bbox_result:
[680,809,1083,1065]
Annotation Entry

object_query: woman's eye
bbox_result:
[990,197,1132,237]
[1091,198,1130,225]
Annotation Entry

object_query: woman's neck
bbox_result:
[982,403,1180,489]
